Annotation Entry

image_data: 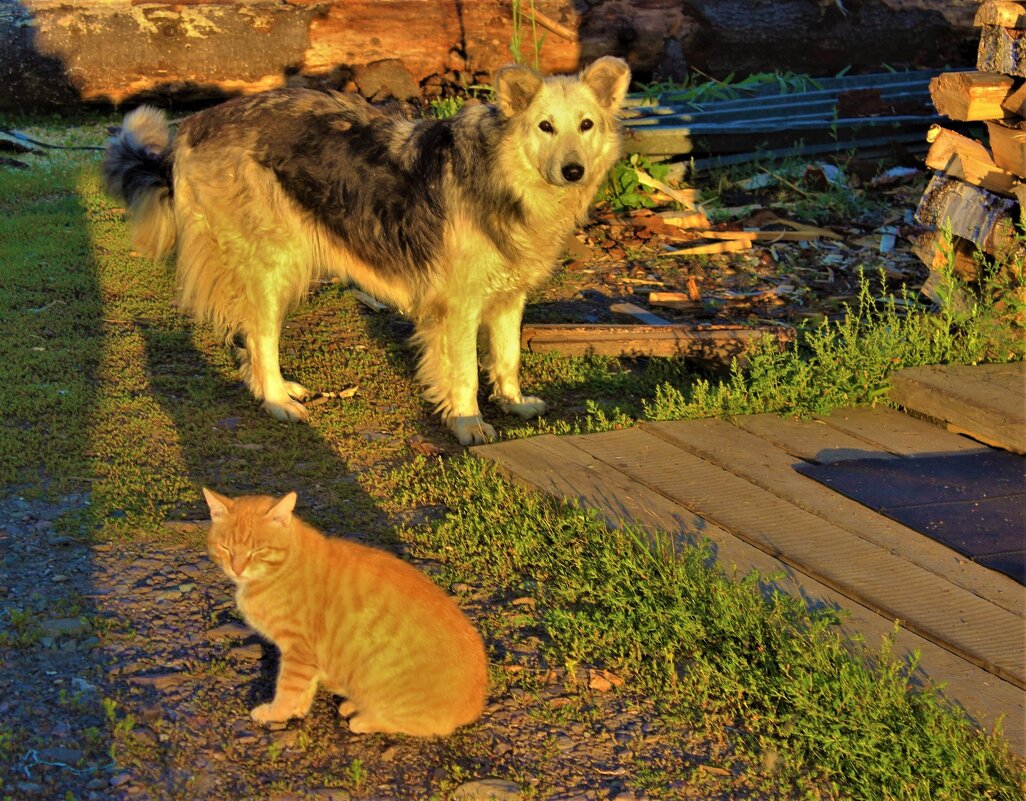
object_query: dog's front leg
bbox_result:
[482,291,547,420]
[242,321,311,423]
[415,301,496,446]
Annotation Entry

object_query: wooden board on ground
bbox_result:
[645,417,1022,616]
[889,363,1026,454]
[471,407,1026,755]
[519,323,793,366]
[813,406,992,457]
[572,427,1026,688]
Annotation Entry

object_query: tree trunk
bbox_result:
[0,0,980,110]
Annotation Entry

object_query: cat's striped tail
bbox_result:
[102,106,176,260]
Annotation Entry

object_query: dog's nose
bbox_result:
[561,163,584,182]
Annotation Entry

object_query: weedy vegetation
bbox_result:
[0,103,1023,801]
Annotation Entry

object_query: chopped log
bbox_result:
[928,71,1015,120]
[925,125,1017,195]
[1001,80,1026,114]
[974,1,1026,28]
[911,231,983,280]
[520,323,794,366]
[986,120,1026,176]
[977,25,1026,78]
[915,174,1018,257]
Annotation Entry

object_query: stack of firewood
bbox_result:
[916,1,1026,292]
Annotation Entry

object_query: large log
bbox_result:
[0,0,981,109]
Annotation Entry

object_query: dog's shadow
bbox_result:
[136,295,438,706]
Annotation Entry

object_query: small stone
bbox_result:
[206,622,255,641]
[37,746,84,765]
[272,728,301,748]
[177,582,196,594]
[554,734,574,753]
[40,617,91,637]
[452,778,523,801]
[230,643,264,661]
[128,672,187,691]
[110,773,133,788]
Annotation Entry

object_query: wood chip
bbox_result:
[662,239,752,255]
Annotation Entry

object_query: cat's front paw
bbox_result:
[250,703,290,724]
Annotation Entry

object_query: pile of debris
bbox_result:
[916,1,1026,298]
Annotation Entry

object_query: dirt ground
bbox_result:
[0,157,940,800]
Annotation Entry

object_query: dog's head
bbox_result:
[494,56,631,189]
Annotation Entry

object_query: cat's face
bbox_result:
[203,488,296,583]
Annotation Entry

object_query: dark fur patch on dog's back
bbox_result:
[178,89,525,275]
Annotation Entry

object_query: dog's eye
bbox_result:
[538,120,555,134]
[580,118,594,132]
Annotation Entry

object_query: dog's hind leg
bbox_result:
[482,291,547,420]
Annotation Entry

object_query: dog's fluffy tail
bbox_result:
[102,106,176,259]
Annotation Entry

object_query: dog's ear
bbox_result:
[581,56,631,110]
[494,65,544,118]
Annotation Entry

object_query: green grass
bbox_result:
[384,456,1023,800]
[1,117,1023,799]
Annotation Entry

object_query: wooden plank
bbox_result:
[471,435,719,543]
[733,413,898,464]
[914,173,1016,255]
[571,427,1026,687]
[925,125,1017,196]
[975,1,1026,28]
[978,24,1026,78]
[519,323,793,365]
[890,364,1026,454]
[609,302,672,326]
[643,418,1025,617]
[471,433,1026,754]
[929,70,1016,121]
[814,406,991,456]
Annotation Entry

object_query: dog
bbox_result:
[102,57,630,444]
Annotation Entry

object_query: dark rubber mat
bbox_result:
[797,451,1026,584]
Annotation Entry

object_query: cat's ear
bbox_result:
[202,487,233,521]
[266,491,298,528]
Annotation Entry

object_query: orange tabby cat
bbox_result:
[202,488,488,736]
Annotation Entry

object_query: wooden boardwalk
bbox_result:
[473,364,1026,755]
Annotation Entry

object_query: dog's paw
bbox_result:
[451,415,497,446]
[262,398,310,423]
[497,395,548,420]
[284,381,312,402]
